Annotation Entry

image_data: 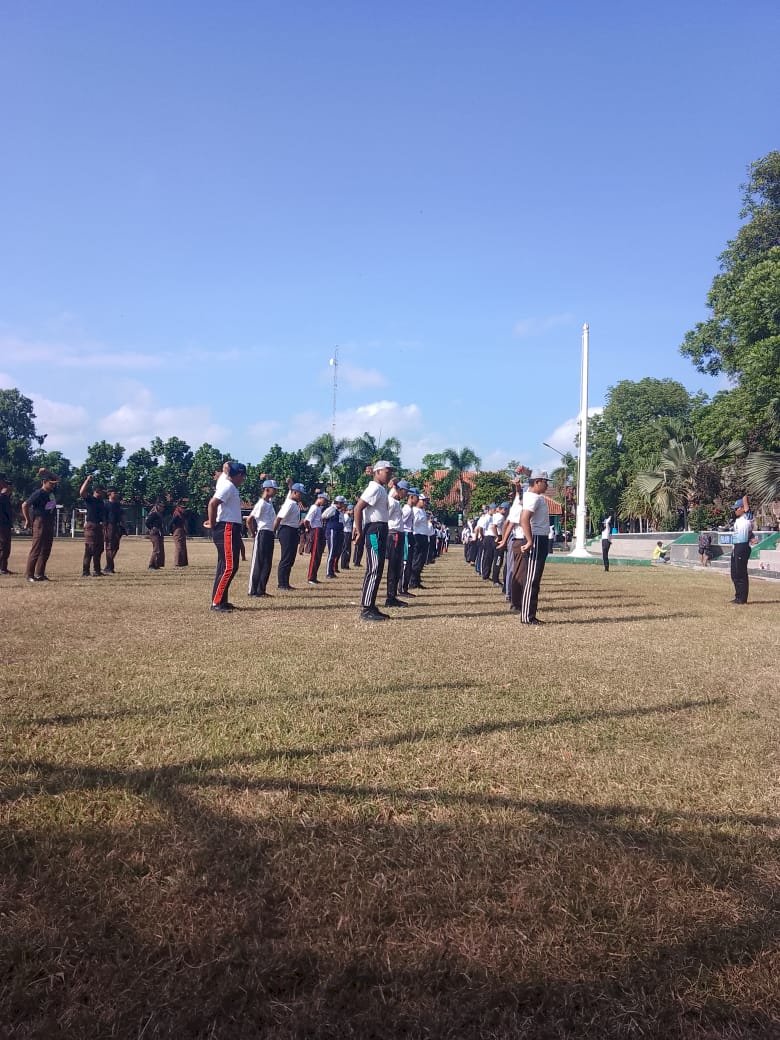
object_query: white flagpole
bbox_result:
[570,323,590,557]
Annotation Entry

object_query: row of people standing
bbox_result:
[463,470,552,625]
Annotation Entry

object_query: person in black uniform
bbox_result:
[21,469,59,582]
[0,474,14,574]
[170,500,189,566]
[145,500,165,569]
[103,488,124,573]
[79,474,107,577]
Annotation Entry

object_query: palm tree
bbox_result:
[634,434,741,529]
[304,433,350,488]
[745,451,780,503]
[345,432,402,471]
[436,446,482,515]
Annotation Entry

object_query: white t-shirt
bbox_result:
[360,480,389,524]
[507,493,523,527]
[733,514,753,544]
[493,514,506,538]
[305,504,323,528]
[388,494,403,531]
[601,518,611,541]
[276,495,301,528]
[521,490,550,536]
[476,513,491,535]
[249,497,276,531]
[215,480,242,524]
[401,503,414,532]
[412,505,428,535]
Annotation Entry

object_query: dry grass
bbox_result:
[1,537,778,1039]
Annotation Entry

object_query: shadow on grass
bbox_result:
[2,753,777,1038]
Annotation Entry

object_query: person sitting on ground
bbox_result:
[652,540,670,562]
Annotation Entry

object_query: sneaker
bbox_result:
[27,577,37,583]
[103,568,115,574]
[384,598,408,608]
[0,569,12,575]
[210,603,232,613]
[93,571,103,577]
[35,575,51,582]
[82,572,90,578]
[360,607,390,621]
[522,618,544,625]
[277,585,295,591]
[307,579,319,586]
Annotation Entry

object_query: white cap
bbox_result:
[373,460,395,471]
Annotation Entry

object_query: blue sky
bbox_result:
[1,1,778,473]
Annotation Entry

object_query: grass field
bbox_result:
[1,536,778,1039]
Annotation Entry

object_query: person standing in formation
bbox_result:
[171,500,189,567]
[400,487,416,596]
[274,482,305,590]
[352,460,393,621]
[601,515,612,571]
[22,469,59,582]
[79,474,106,577]
[408,489,429,589]
[322,495,347,578]
[103,488,124,574]
[385,478,410,608]
[247,479,278,597]
[0,474,14,575]
[490,502,509,585]
[480,504,498,580]
[145,500,165,570]
[340,505,353,570]
[730,495,753,605]
[207,461,247,612]
[511,470,551,625]
[305,491,328,585]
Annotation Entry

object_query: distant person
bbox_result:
[305,491,328,585]
[340,506,353,570]
[103,488,124,573]
[652,541,670,563]
[22,469,59,582]
[79,474,106,577]
[207,461,247,612]
[385,478,410,607]
[322,495,347,579]
[601,515,612,571]
[0,474,14,574]
[247,479,278,597]
[145,500,165,569]
[171,500,189,567]
[730,496,753,605]
[698,530,713,567]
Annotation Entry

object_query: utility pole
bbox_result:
[570,323,590,557]
[329,347,339,441]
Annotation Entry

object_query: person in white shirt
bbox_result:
[246,479,278,597]
[340,506,354,570]
[274,482,305,590]
[385,478,410,607]
[304,491,328,585]
[497,480,523,602]
[601,515,612,572]
[352,460,393,621]
[480,504,499,580]
[409,490,430,589]
[511,470,551,624]
[400,490,416,595]
[730,495,754,605]
[206,462,247,612]
[322,495,347,578]
[489,502,508,585]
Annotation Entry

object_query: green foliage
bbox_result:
[256,444,318,492]
[688,503,730,532]
[586,378,698,522]
[73,441,126,494]
[148,436,193,502]
[681,152,780,452]
[0,388,46,496]
[744,451,780,504]
[469,472,511,515]
[188,443,228,514]
[31,449,75,507]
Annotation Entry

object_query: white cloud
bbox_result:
[513,313,575,338]
[543,407,603,456]
[98,386,229,451]
[26,392,90,456]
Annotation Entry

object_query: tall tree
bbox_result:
[304,433,350,486]
[0,389,46,495]
[586,378,698,523]
[188,443,228,514]
[682,152,780,451]
[123,448,158,504]
[256,444,317,492]
[345,432,403,471]
[434,446,482,515]
[149,436,193,501]
[73,441,126,493]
